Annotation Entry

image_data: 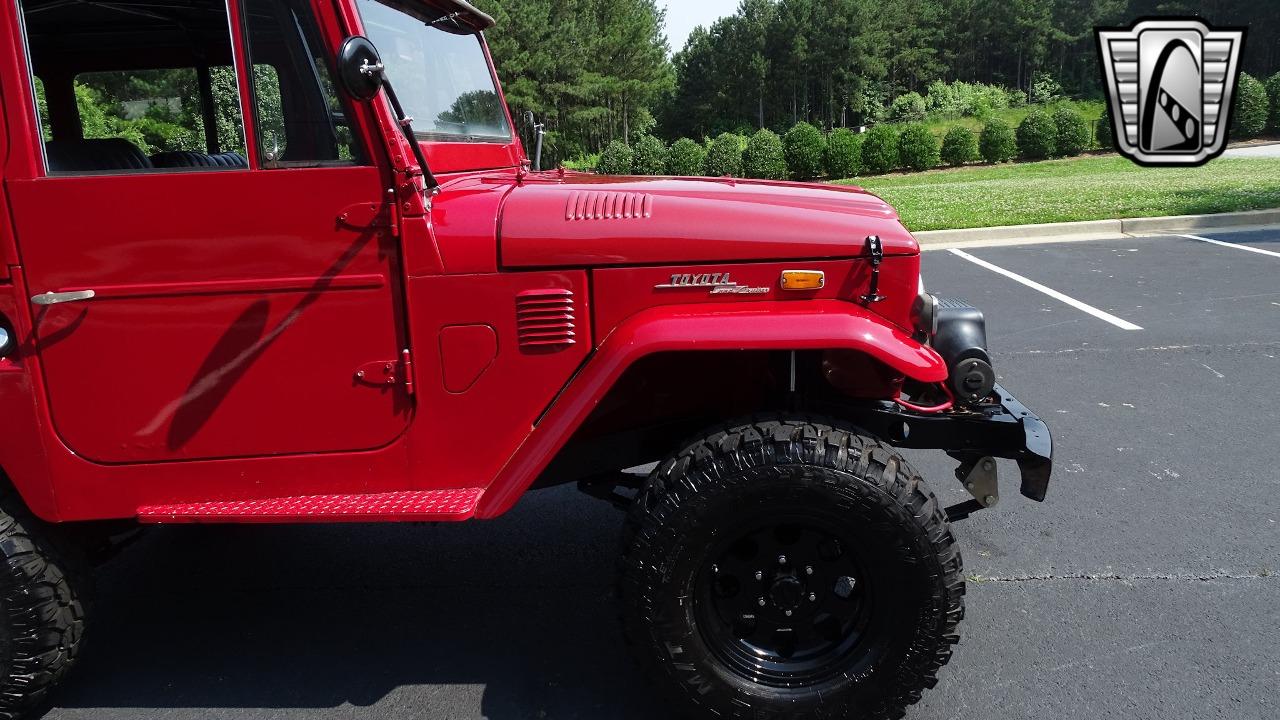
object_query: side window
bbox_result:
[242,0,364,167]
[20,0,249,174]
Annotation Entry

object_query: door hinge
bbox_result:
[354,350,415,396]
[336,201,392,231]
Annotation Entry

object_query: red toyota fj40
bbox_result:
[0,0,1051,717]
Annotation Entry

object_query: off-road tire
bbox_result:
[619,417,963,719]
[0,490,86,719]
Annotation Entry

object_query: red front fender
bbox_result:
[476,300,945,518]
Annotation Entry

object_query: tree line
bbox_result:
[481,0,1279,161]
[483,0,673,165]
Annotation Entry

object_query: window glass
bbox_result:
[209,67,250,156]
[356,0,512,142]
[242,0,363,166]
[253,65,287,161]
[75,70,209,155]
[20,0,249,174]
[32,77,52,141]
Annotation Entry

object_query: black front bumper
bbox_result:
[842,384,1053,502]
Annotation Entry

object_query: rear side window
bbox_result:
[241,0,364,166]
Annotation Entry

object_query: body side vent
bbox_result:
[565,191,653,221]
[516,289,577,350]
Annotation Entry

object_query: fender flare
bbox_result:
[477,300,946,518]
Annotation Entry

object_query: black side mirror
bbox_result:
[338,36,385,101]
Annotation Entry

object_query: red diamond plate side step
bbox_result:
[137,488,484,524]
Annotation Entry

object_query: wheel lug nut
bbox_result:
[805,566,813,575]
[711,564,719,574]
[835,575,857,599]
[758,597,766,607]
[808,592,817,601]
[755,570,763,581]
[778,555,787,565]
[785,610,793,617]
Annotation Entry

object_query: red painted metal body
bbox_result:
[0,0,935,524]
[499,175,918,268]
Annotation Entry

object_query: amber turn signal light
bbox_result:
[780,270,825,291]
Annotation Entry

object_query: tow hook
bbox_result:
[946,455,999,521]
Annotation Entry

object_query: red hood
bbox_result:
[497,174,918,268]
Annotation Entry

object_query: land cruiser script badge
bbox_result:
[656,273,770,295]
[1096,18,1245,166]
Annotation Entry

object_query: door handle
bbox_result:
[31,290,96,306]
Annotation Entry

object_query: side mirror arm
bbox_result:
[379,75,440,192]
[339,36,439,192]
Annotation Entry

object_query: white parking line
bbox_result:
[948,249,1144,331]
[1179,233,1280,259]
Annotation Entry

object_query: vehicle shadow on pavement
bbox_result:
[42,486,662,719]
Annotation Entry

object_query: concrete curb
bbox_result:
[913,208,1280,247]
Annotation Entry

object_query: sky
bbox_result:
[660,0,739,53]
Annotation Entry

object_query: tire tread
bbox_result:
[0,488,86,719]
[619,415,964,720]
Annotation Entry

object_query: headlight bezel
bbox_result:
[910,291,939,338]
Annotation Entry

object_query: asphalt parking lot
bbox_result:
[40,228,1280,720]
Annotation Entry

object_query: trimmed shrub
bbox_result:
[825,127,863,179]
[940,126,979,166]
[631,135,668,175]
[1267,72,1280,131]
[861,124,900,174]
[1096,106,1114,149]
[783,122,827,179]
[979,119,1017,163]
[1232,72,1269,138]
[596,140,633,175]
[1016,110,1058,159]
[743,129,788,179]
[667,138,707,176]
[888,92,927,123]
[703,132,745,177]
[1052,106,1090,157]
[897,124,940,171]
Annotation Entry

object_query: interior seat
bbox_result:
[150,151,248,169]
[45,138,154,173]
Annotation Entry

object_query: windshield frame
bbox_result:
[355,0,513,145]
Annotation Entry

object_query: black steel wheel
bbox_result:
[695,512,875,687]
[620,418,963,720]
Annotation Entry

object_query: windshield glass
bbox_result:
[356,0,510,142]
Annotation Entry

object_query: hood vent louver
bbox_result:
[565,191,653,221]
[516,289,577,350]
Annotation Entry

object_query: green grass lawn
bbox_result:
[837,155,1280,231]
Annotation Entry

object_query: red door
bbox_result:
[7,0,411,464]
[12,169,409,464]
